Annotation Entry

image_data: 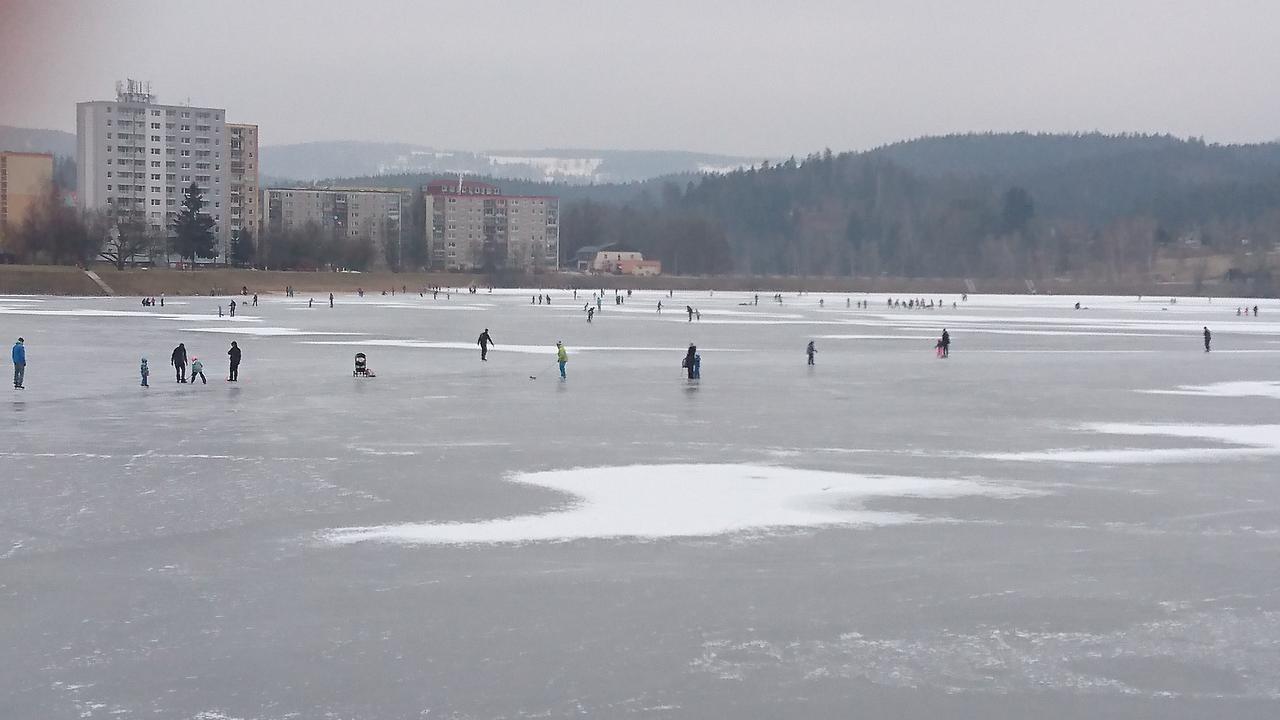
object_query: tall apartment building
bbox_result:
[425,180,559,272]
[76,80,233,261]
[0,151,54,253]
[262,188,404,266]
[227,124,259,244]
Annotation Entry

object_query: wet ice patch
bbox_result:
[322,463,1028,546]
[985,423,1280,464]
[1139,381,1280,400]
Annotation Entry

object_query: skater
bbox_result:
[308,298,313,308]
[140,358,149,387]
[477,329,494,361]
[252,293,258,307]
[190,357,206,384]
[218,306,223,318]
[687,305,694,321]
[682,344,698,379]
[11,337,24,389]
[657,301,662,314]
[806,340,816,365]
[1254,305,1259,317]
[556,341,568,379]
[171,343,188,383]
[228,341,241,381]
[1204,326,1212,353]
[587,307,595,322]
[329,293,334,308]
[696,309,701,321]
[941,329,950,358]
[160,293,165,307]
[229,299,236,317]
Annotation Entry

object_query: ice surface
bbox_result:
[324,464,1028,545]
[3,289,1280,718]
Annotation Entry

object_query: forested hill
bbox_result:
[555,134,1280,280]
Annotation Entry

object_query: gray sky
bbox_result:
[2,0,1278,155]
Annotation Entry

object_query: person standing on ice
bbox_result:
[686,305,694,321]
[806,340,816,366]
[941,329,951,358]
[477,329,494,361]
[556,341,568,380]
[140,357,149,387]
[190,357,207,385]
[171,343,188,383]
[682,344,698,379]
[329,293,334,309]
[657,301,662,314]
[1203,327,1212,353]
[228,341,242,381]
[11,337,25,389]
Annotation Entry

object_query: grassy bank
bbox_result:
[0,263,1262,298]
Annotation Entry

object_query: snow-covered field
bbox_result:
[2,289,1278,719]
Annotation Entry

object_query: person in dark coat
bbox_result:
[228,341,242,381]
[806,340,816,365]
[477,329,494,361]
[1203,327,1212,353]
[941,329,951,358]
[682,344,698,379]
[171,343,188,383]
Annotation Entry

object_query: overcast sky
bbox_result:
[2,0,1278,156]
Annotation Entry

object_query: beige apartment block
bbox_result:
[262,187,404,266]
[0,151,54,252]
[227,124,259,243]
[424,179,559,272]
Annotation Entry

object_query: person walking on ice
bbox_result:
[11,337,25,389]
[329,293,334,308]
[1204,326,1212,352]
[806,340,816,366]
[140,358,149,387]
[556,341,568,380]
[190,357,207,384]
[477,329,494,361]
[171,343,188,383]
[228,341,242,381]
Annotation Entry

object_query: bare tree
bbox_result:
[98,216,156,270]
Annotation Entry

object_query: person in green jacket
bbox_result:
[190,357,207,385]
[556,341,568,380]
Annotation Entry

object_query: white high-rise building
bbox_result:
[77,80,233,262]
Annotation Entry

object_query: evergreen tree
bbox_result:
[170,182,217,263]
[230,228,256,267]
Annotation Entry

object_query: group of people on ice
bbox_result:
[149,341,242,387]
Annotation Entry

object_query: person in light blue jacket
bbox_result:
[12,338,25,389]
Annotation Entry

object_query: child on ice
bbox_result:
[190,357,207,384]
[140,358,149,387]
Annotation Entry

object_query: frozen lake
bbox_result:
[2,288,1279,719]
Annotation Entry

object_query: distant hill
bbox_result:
[0,126,75,156]
[261,142,760,184]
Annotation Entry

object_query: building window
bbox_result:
[151,199,161,206]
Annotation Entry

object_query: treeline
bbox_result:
[555,134,1280,281]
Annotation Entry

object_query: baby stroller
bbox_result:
[353,352,376,377]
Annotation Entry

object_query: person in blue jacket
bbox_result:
[12,337,26,389]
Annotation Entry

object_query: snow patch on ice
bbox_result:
[322,463,1029,546]
[985,423,1280,464]
[1139,381,1280,400]
[300,340,738,354]
[179,326,363,337]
